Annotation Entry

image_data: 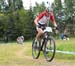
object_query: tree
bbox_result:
[54,0,62,10]
[64,0,75,36]
[54,0,75,36]
[33,2,46,17]
[7,0,23,12]
[24,8,35,39]
[0,0,7,12]
[54,0,65,32]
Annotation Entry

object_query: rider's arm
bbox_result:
[49,12,59,34]
[34,17,39,26]
[49,12,57,27]
[34,12,46,26]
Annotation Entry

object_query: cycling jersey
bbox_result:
[36,10,55,25]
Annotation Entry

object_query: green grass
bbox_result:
[55,38,75,62]
[0,38,75,66]
[56,38,75,51]
[0,43,23,64]
[25,38,75,62]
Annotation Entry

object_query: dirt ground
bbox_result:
[0,45,74,66]
[15,45,75,66]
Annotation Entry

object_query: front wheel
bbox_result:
[32,39,40,59]
[43,37,56,62]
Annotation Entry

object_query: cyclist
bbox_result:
[34,6,58,43]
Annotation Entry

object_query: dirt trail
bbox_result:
[15,45,75,66]
[15,44,35,62]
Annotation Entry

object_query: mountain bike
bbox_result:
[32,27,56,62]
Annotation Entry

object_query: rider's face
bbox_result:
[46,12,49,17]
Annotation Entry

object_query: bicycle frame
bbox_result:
[40,31,50,51]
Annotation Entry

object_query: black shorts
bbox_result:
[36,23,46,30]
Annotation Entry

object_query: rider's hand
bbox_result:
[55,27,59,30]
[55,27,59,34]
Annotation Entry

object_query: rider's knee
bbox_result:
[38,30,43,34]
[37,28,43,33]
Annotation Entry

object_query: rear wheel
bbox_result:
[44,37,56,62]
[32,39,40,59]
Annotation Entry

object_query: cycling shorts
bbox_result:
[36,23,46,31]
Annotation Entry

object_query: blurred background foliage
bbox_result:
[0,0,75,42]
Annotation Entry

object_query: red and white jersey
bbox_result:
[38,14,49,24]
[36,10,55,25]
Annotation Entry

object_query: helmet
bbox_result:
[46,7,53,13]
[46,2,53,13]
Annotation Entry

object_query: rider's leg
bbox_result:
[35,28,44,41]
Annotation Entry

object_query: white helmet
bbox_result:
[46,1,53,12]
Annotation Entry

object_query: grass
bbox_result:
[55,38,75,62]
[24,38,75,62]
[56,38,75,51]
[0,43,22,64]
[0,38,75,66]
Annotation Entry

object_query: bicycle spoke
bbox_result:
[32,39,40,59]
[44,37,56,62]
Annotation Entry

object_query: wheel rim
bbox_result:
[44,38,56,62]
[32,40,40,59]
